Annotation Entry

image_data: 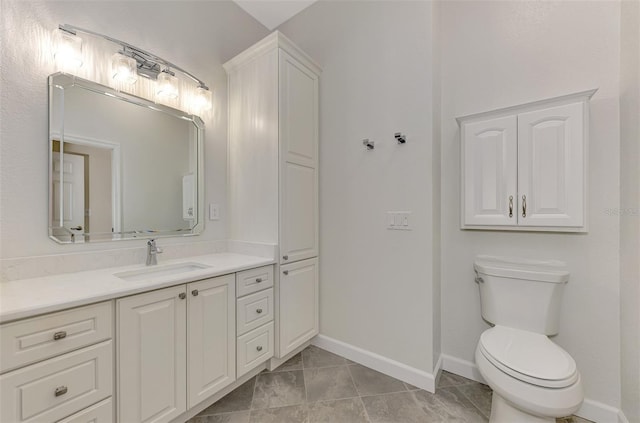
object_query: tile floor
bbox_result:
[188,345,593,423]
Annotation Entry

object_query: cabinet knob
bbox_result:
[282,255,288,261]
[179,292,186,300]
[53,331,67,341]
[255,278,263,283]
[283,270,289,275]
[192,289,199,296]
[522,195,527,218]
[54,386,68,397]
[256,346,263,352]
[256,308,263,314]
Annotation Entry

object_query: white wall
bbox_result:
[620,1,640,421]
[279,1,438,374]
[439,0,622,414]
[0,0,268,259]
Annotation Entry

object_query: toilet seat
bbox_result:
[479,326,578,388]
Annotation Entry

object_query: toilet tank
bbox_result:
[474,256,570,335]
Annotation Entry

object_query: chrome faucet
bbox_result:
[146,239,163,266]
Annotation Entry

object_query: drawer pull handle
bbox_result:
[282,255,288,261]
[53,331,67,341]
[508,195,514,218]
[54,386,68,397]
[256,308,263,314]
[192,289,199,296]
[256,346,263,352]
[179,292,186,300]
[255,278,263,283]
[283,270,289,275]
[522,195,527,218]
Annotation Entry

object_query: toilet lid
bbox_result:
[479,326,578,388]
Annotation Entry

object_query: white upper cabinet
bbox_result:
[459,89,596,232]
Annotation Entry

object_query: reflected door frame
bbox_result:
[51,133,122,234]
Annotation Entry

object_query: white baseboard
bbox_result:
[311,334,439,393]
[441,353,486,384]
[440,353,624,423]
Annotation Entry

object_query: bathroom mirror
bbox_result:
[48,73,204,243]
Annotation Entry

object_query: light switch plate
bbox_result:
[386,211,412,230]
[209,204,220,221]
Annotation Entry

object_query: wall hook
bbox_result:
[394,133,406,144]
[362,139,375,150]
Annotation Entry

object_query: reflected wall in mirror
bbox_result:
[49,73,204,243]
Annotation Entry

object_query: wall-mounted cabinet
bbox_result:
[225,31,321,359]
[458,89,596,232]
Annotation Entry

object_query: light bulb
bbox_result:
[156,71,179,99]
[111,53,138,84]
[54,30,83,69]
[192,87,212,112]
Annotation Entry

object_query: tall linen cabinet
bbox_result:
[224,32,320,360]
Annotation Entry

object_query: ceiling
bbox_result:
[233,0,318,30]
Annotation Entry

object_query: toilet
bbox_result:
[473,256,584,423]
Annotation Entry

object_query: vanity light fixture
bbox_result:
[193,86,213,112]
[111,52,138,84]
[56,24,213,113]
[54,28,83,69]
[156,70,179,99]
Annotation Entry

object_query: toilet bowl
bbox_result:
[473,256,584,423]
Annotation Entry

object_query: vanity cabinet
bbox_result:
[0,302,114,423]
[117,275,235,423]
[459,89,596,231]
[225,31,321,360]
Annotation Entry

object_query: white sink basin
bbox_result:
[115,262,211,281]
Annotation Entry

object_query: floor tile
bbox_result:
[270,353,303,372]
[435,386,488,422]
[308,397,370,423]
[360,391,429,423]
[252,370,306,410]
[456,382,493,418]
[403,381,419,391]
[189,411,251,423]
[198,377,256,415]
[304,366,358,402]
[412,389,466,422]
[437,370,475,388]
[302,346,347,368]
[348,364,407,396]
[249,405,308,423]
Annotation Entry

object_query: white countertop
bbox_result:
[0,253,274,323]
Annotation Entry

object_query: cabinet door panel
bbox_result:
[518,102,585,227]
[462,116,518,226]
[280,162,318,263]
[278,258,318,357]
[279,50,318,168]
[117,286,186,423]
[187,275,235,408]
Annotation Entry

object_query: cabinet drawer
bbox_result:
[237,288,273,336]
[0,340,113,423]
[237,322,274,378]
[56,397,113,423]
[1,301,112,373]
[236,265,274,297]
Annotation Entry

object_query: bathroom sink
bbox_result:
[115,262,211,281]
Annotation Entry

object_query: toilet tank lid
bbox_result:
[474,255,569,283]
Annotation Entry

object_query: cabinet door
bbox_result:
[117,286,186,423]
[517,102,586,227]
[187,275,235,408]
[279,49,318,168]
[279,49,319,264]
[278,258,319,357]
[462,116,518,226]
